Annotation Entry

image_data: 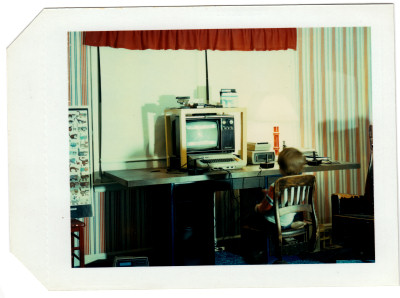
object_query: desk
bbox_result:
[105,162,360,265]
[105,162,360,188]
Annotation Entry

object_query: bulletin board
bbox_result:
[69,108,93,218]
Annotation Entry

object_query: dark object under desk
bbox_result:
[104,162,360,266]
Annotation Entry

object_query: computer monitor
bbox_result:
[172,114,235,156]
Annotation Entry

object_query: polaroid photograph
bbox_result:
[4,2,399,294]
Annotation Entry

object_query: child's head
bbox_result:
[278,147,306,176]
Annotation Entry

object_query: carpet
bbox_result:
[214,249,375,265]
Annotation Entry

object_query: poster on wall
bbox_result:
[69,108,93,218]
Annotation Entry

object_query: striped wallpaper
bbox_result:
[68,32,93,107]
[83,188,153,256]
[68,32,153,258]
[298,27,372,223]
[68,32,99,257]
[69,27,372,259]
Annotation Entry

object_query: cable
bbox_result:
[205,50,210,104]
[97,46,103,178]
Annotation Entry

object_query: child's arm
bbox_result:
[255,186,274,214]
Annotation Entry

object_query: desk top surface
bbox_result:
[104,161,360,188]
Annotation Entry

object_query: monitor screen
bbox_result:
[186,120,219,151]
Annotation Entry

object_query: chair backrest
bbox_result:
[273,175,317,225]
[272,175,319,258]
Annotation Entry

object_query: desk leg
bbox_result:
[213,192,217,249]
[170,183,175,266]
[169,182,215,266]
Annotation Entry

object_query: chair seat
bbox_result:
[282,225,307,238]
[71,219,85,228]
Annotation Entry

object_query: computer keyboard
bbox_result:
[188,154,246,170]
[200,158,235,164]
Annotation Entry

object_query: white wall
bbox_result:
[207,50,300,149]
[5,4,398,292]
[97,47,299,170]
[99,48,207,170]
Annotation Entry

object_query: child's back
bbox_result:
[255,147,306,228]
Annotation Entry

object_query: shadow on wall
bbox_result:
[193,85,207,102]
[316,117,371,171]
[141,95,178,158]
[314,117,371,223]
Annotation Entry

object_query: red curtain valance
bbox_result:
[83,28,297,51]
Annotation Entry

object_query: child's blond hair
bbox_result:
[277,147,306,176]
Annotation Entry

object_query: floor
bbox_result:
[215,246,375,265]
[84,243,374,268]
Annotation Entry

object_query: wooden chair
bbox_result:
[272,174,319,262]
[240,174,319,264]
[71,219,85,268]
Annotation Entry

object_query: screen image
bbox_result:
[186,120,219,151]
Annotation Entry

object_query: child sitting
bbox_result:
[255,147,306,229]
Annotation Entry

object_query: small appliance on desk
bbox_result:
[247,142,275,166]
[305,151,331,165]
[299,148,317,157]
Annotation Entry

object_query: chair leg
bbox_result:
[71,231,74,267]
[71,222,85,268]
[79,226,85,268]
[266,235,270,263]
[276,238,283,263]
